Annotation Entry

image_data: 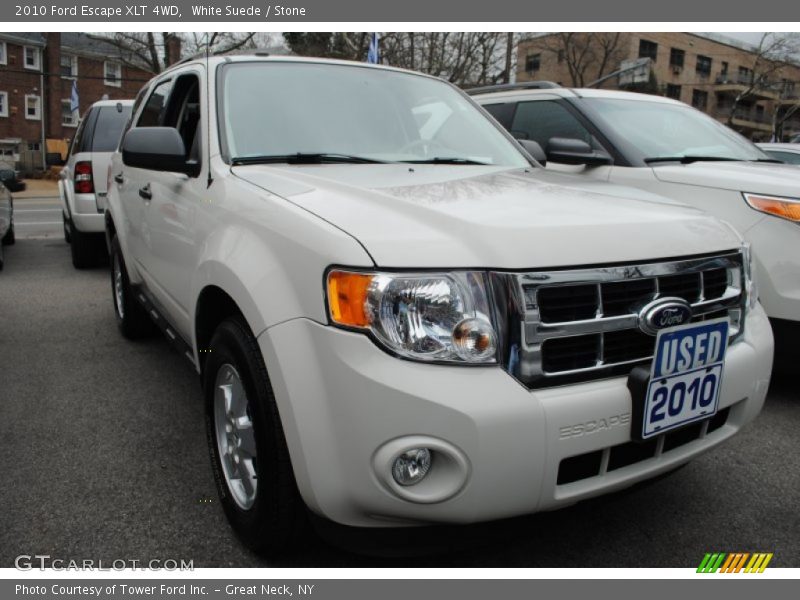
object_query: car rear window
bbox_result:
[92,105,133,152]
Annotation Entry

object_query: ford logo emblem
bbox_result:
[638,297,693,336]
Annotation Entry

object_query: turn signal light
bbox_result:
[744,193,800,223]
[326,270,373,328]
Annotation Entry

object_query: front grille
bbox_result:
[509,251,745,388]
[556,407,731,485]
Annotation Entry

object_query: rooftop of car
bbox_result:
[89,99,135,108]
[757,143,800,151]
[164,53,442,82]
[470,85,687,107]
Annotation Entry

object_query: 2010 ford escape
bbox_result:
[105,56,773,554]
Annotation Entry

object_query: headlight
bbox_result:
[741,242,758,310]
[743,192,800,223]
[326,269,497,363]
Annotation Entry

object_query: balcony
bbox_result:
[713,106,773,133]
[713,73,781,101]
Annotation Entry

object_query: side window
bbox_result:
[510,100,596,150]
[67,108,90,158]
[136,79,173,127]
[482,102,516,130]
[162,73,202,164]
[69,107,99,156]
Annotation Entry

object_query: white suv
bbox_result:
[60,99,133,268]
[472,86,800,363]
[106,57,773,554]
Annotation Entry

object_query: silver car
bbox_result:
[757,143,800,165]
[0,181,14,270]
[59,99,133,268]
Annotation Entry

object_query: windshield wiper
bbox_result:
[643,156,743,165]
[402,157,491,165]
[231,153,389,165]
[751,158,784,163]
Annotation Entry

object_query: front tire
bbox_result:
[204,317,306,555]
[110,235,153,339]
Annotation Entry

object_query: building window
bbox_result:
[691,89,708,110]
[525,53,541,73]
[665,84,682,100]
[721,61,729,76]
[60,54,78,79]
[0,91,8,117]
[24,94,41,120]
[28,142,40,151]
[23,46,41,70]
[62,100,77,127]
[638,39,658,62]
[669,48,685,69]
[696,55,712,77]
[104,61,122,87]
[738,66,753,84]
[0,42,7,66]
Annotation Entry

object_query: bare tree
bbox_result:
[283,32,508,87]
[725,33,800,128]
[88,32,260,73]
[525,33,627,87]
[771,97,800,141]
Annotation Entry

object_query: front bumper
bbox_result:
[258,304,773,528]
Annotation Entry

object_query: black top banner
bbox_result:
[3,0,800,22]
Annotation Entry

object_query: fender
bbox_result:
[191,213,373,366]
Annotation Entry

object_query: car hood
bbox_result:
[233,164,741,269]
[652,161,800,195]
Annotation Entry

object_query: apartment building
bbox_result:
[0,33,157,173]
[517,32,800,141]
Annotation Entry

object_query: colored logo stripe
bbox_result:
[697,552,773,573]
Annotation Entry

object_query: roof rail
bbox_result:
[465,81,561,95]
[171,47,278,68]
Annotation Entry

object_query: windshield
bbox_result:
[219,62,528,167]
[586,97,770,162]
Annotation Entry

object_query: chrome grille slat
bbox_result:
[509,251,746,388]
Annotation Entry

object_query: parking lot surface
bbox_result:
[0,222,798,568]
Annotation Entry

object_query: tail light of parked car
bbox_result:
[74,161,94,194]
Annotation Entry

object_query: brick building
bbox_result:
[517,33,800,141]
[0,32,157,173]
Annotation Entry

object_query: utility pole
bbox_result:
[504,32,514,84]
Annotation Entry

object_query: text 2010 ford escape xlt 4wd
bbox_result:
[106,56,773,554]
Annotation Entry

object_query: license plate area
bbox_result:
[635,319,729,440]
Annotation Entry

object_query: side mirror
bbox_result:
[546,137,613,167]
[518,139,547,166]
[122,127,200,177]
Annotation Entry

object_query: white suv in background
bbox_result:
[472,86,800,364]
[60,99,133,268]
[106,57,772,555]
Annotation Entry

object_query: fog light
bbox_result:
[452,318,496,361]
[392,448,432,486]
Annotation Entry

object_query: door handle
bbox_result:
[138,184,152,201]
[114,173,124,184]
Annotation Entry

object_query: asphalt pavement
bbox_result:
[0,228,798,568]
